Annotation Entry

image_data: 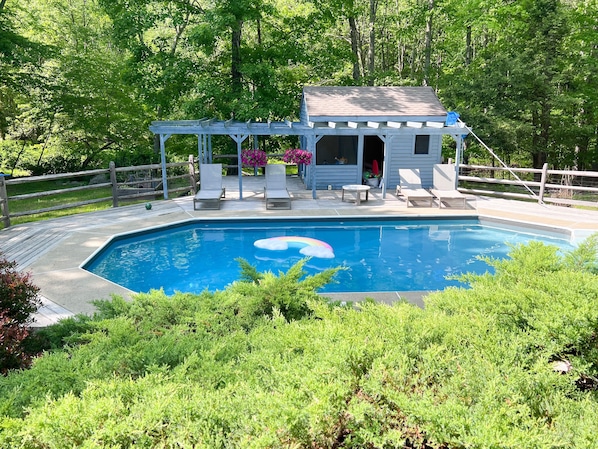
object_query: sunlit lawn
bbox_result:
[1,179,177,228]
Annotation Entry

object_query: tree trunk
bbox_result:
[349,17,361,81]
[367,0,377,85]
[257,18,262,45]
[465,25,472,65]
[397,42,405,73]
[11,141,27,174]
[231,20,243,92]
[531,109,547,176]
[423,0,434,85]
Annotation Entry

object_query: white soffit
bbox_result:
[348,121,359,128]
[426,121,445,128]
[387,121,401,128]
[367,121,381,128]
[406,121,423,128]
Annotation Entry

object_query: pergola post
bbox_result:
[160,133,171,199]
[197,134,203,164]
[231,134,249,199]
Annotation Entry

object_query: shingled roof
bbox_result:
[302,86,447,122]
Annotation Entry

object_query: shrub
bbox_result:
[0,312,31,374]
[0,255,40,374]
[2,244,598,447]
[0,258,40,324]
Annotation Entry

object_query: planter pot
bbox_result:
[365,177,379,187]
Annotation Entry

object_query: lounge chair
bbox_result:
[194,164,225,210]
[430,164,468,208]
[264,164,291,210]
[396,168,434,207]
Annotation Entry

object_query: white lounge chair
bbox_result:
[264,164,291,210]
[194,164,225,210]
[430,164,468,208]
[396,168,434,207]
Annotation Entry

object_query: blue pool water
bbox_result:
[83,218,574,294]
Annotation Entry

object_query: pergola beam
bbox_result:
[150,117,469,200]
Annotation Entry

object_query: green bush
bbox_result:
[0,242,598,448]
[0,255,40,374]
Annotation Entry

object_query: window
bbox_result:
[414,135,430,155]
[316,136,358,165]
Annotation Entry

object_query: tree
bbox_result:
[6,0,155,171]
[0,2,52,143]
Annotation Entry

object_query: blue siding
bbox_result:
[386,135,442,190]
[306,165,360,189]
[304,134,443,191]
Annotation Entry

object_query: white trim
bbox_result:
[426,121,444,128]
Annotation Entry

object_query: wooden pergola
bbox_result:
[150,117,468,200]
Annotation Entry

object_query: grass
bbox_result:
[1,177,190,229]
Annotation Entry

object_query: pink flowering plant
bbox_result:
[241,149,268,168]
[282,148,312,165]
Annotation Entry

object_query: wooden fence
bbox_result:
[458,163,598,207]
[1,159,596,228]
[0,157,197,228]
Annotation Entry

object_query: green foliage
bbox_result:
[3,0,598,172]
[0,258,40,325]
[0,254,40,374]
[26,315,94,352]
[563,233,598,274]
[1,242,598,446]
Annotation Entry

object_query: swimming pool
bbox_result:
[83,217,574,294]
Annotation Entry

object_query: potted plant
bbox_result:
[283,148,312,176]
[241,148,268,175]
[363,171,380,187]
[364,160,381,187]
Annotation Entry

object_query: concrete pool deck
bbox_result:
[1,177,597,326]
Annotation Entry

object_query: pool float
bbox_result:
[254,236,335,259]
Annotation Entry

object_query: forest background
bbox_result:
[0,0,597,176]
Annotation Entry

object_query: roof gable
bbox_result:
[302,86,447,122]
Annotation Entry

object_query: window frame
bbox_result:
[414,135,430,155]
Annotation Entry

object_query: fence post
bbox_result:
[0,175,10,228]
[109,161,119,207]
[188,155,197,194]
[538,162,548,204]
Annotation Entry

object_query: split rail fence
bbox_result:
[458,163,598,207]
[0,157,197,228]
[0,159,597,228]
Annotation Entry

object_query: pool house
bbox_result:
[150,86,469,199]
